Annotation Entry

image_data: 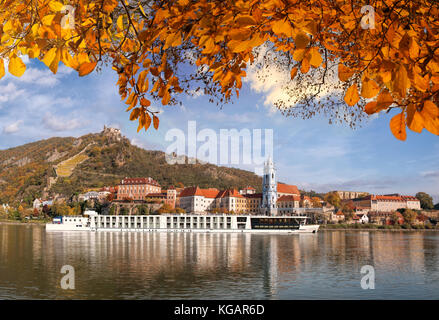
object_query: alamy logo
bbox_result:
[60,265,75,290]
[360,5,375,30]
[360,265,375,289]
[165,121,273,175]
[61,5,75,30]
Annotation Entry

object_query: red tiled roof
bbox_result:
[216,189,244,198]
[277,183,300,195]
[358,194,419,202]
[202,188,220,198]
[277,195,301,202]
[179,186,219,198]
[244,186,255,190]
[120,177,160,186]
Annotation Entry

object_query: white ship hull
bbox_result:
[46,212,319,234]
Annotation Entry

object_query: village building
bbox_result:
[145,187,178,209]
[239,186,256,195]
[116,177,161,201]
[352,194,421,212]
[330,210,345,223]
[332,190,369,200]
[277,195,301,215]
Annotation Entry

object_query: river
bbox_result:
[0,224,438,299]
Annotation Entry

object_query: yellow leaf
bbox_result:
[361,78,380,99]
[338,64,354,82]
[0,59,4,79]
[42,14,56,26]
[422,100,439,118]
[42,48,60,74]
[117,15,124,31]
[8,55,26,77]
[153,115,159,129]
[344,83,360,106]
[390,112,407,141]
[309,48,322,68]
[49,1,64,12]
[78,61,97,76]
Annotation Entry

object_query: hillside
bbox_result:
[0,128,262,205]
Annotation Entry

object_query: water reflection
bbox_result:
[0,224,438,299]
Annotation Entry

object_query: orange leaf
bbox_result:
[406,105,424,133]
[393,65,409,98]
[140,97,151,107]
[0,59,4,79]
[8,55,26,77]
[294,32,309,49]
[300,56,310,74]
[390,112,407,140]
[338,64,354,82]
[153,115,159,130]
[361,78,380,99]
[290,67,298,80]
[421,101,439,135]
[78,61,97,76]
[344,83,360,106]
[309,48,322,68]
[364,101,378,115]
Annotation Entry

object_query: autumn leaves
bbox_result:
[0,0,438,141]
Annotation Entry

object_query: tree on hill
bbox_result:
[435,203,439,210]
[311,197,322,208]
[1,1,438,139]
[324,192,341,209]
[416,192,434,210]
[400,209,418,225]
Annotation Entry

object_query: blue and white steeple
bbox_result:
[261,156,278,216]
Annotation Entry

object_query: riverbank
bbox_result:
[320,223,439,231]
[0,219,49,225]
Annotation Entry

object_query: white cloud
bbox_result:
[0,83,27,104]
[42,113,82,131]
[245,45,341,112]
[2,120,23,134]
[15,68,59,87]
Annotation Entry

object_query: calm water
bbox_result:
[0,223,438,299]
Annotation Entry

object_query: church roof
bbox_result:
[277,183,300,195]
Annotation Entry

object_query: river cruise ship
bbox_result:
[46,210,319,233]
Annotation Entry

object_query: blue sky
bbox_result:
[0,59,438,202]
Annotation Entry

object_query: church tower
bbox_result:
[261,157,278,216]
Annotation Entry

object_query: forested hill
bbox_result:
[0,128,262,205]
